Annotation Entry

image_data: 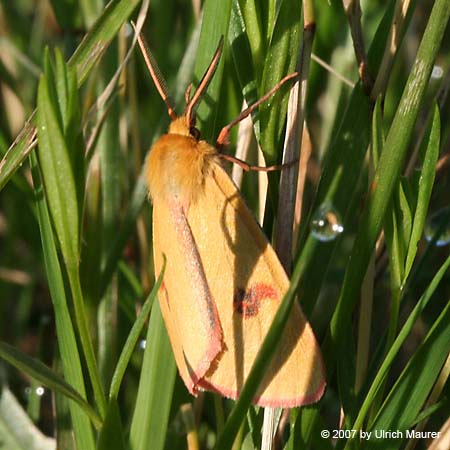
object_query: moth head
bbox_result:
[135,26,223,141]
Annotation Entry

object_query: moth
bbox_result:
[138,34,325,407]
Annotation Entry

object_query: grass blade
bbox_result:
[109,261,164,400]
[37,47,106,416]
[366,301,450,450]
[348,252,450,441]
[37,49,79,269]
[97,398,126,450]
[0,341,102,429]
[30,151,96,450]
[193,0,233,138]
[259,0,301,165]
[403,105,441,280]
[129,302,177,450]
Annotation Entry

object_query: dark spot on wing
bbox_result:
[233,284,278,318]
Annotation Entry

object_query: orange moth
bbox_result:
[138,34,325,407]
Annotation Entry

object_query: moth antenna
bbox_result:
[185,36,224,128]
[216,72,299,148]
[133,22,177,120]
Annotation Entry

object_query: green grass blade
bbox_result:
[397,180,413,270]
[259,0,301,164]
[109,261,164,400]
[129,302,177,450]
[37,51,106,416]
[373,105,441,421]
[97,398,127,450]
[287,406,334,450]
[0,113,36,191]
[237,0,264,76]
[68,269,107,417]
[348,252,450,439]
[410,399,448,427]
[68,0,139,84]
[365,301,450,450]
[371,98,384,167]
[384,196,404,293]
[97,41,121,391]
[30,151,96,450]
[53,365,77,450]
[193,0,233,138]
[37,53,79,269]
[0,341,102,430]
[403,105,441,281]
[229,1,258,108]
[54,50,85,215]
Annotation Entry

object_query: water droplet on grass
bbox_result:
[311,203,344,242]
[424,207,450,246]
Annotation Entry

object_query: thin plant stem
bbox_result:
[181,403,200,450]
[342,0,373,93]
[231,100,253,188]
[371,0,412,100]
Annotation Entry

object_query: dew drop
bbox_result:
[311,203,344,242]
[431,65,444,80]
[424,207,450,246]
[124,22,133,37]
[35,386,45,396]
[138,339,147,350]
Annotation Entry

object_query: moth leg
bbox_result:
[218,153,298,172]
[215,73,299,148]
